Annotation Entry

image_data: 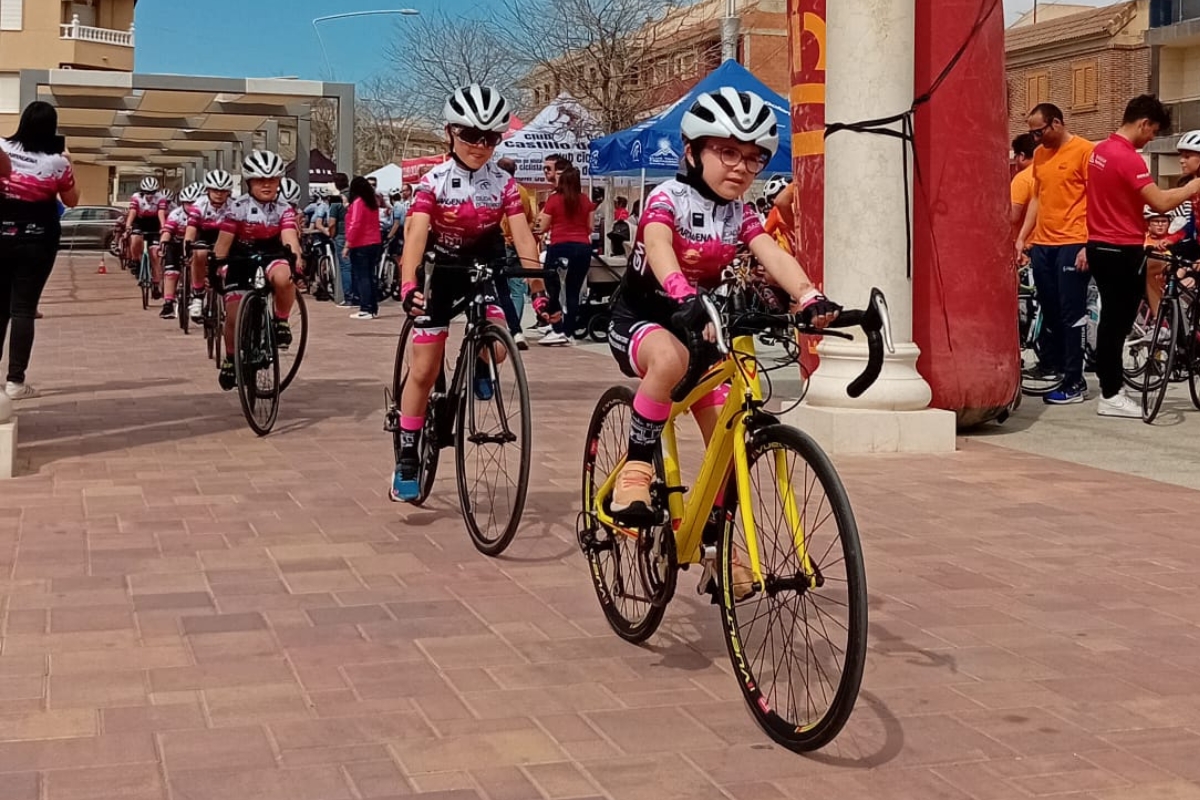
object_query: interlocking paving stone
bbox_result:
[4,254,1200,796]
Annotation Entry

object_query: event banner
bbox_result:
[789,0,826,278]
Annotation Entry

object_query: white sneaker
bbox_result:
[349,311,377,320]
[1097,392,1140,418]
[538,331,570,346]
[513,332,529,351]
[535,325,553,337]
[4,382,38,400]
[188,297,204,322]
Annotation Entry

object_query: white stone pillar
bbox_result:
[0,393,15,479]
[782,0,955,452]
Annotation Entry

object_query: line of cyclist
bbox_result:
[120,153,304,391]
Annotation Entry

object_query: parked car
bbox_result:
[59,206,124,250]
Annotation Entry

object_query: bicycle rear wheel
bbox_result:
[579,385,670,643]
[1122,299,1153,391]
[455,325,531,556]
[1143,298,1179,424]
[139,252,151,310]
[390,317,445,506]
[234,292,280,436]
[178,279,190,335]
[718,424,867,753]
[317,254,336,301]
[276,291,308,392]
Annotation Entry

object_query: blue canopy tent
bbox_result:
[588,60,792,179]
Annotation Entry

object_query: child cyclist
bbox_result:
[606,88,842,529]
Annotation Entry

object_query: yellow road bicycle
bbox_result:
[578,267,893,753]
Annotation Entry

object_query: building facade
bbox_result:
[1147,0,1200,179]
[527,0,788,131]
[0,0,138,203]
[1006,1,1151,144]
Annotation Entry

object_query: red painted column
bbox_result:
[911,0,1018,425]
[788,0,826,375]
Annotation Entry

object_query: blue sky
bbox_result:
[134,0,1110,85]
[135,1,474,85]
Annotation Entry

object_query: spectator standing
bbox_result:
[343,176,381,319]
[1015,103,1094,404]
[497,157,536,348]
[1085,95,1200,417]
[1010,133,1037,236]
[535,165,595,346]
[0,101,79,399]
[329,173,354,307]
[614,196,630,222]
[385,187,407,271]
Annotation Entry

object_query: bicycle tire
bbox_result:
[587,313,610,343]
[178,279,190,335]
[455,325,531,556]
[390,317,444,506]
[234,292,280,436]
[1187,304,1200,412]
[212,290,225,368]
[1143,298,1179,424]
[579,385,672,643]
[717,424,867,753]
[1121,300,1152,391]
[277,292,308,392]
[317,255,335,301]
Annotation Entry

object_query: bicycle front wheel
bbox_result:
[718,424,867,753]
[234,292,280,436]
[1143,298,1179,424]
[178,279,190,335]
[455,325,531,556]
[276,291,308,392]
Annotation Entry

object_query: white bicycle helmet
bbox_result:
[160,188,175,202]
[204,169,234,191]
[763,175,791,200]
[1179,130,1200,154]
[139,176,160,193]
[280,178,301,205]
[681,88,779,157]
[242,150,285,181]
[444,84,511,132]
[179,183,204,204]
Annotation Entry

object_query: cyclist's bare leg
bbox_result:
[633,329,689,403]
[268,263,295,318]
[130,233,144,265]
[192,250,208,293]
[150,244,163,284]
[400,338,447,420]
[479,309,510,366]
[223,295,240,358]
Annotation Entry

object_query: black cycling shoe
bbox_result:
[159,300,175,320]
[273,319,292,350]
[218,358,237,391]
[151,285,163,301]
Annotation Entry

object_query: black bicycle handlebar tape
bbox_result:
[821,307,885,399]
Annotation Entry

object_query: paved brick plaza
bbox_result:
[2,251,1200,799]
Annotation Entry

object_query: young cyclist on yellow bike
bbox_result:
[607,88,841,528]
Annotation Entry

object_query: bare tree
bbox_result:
[494,0,715,134]
[383,8,527,124]
[307,81,437,175]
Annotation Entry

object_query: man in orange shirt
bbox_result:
[1015,103,1095,404]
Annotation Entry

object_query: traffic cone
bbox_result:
[96,257,107,275]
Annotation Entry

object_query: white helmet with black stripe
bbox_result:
[1178,130,1200,154]
[681,87,779,158]
[280,178,301,205]
[443,84,511,132]
[204,169,234,191]
[241,150,285,181]
[179,183,204,204]
[139,176,160,193]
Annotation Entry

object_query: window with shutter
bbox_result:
[0,0,24,31]
[1070,60,1098,110]
[1026,71,1049,107]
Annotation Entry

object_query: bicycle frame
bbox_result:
[591,334,814,589]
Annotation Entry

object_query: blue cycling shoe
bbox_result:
[389,460,420,502]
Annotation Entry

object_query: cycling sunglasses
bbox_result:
[454,127,503,147]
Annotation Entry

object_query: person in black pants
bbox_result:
[1084,95,1200,417]
[0,102,80,400]
[534,165,595,345]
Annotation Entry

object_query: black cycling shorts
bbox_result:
[130,217,161,237]
[607,294,721,383]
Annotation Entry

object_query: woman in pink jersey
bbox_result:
[0,102,79,400]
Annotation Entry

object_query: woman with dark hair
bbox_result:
[534,165,594,345]
[342,175,382,319]
[0,101,79,400]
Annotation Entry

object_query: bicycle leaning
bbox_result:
[383,256,544,556]
[578,261,894,753]
[1140,250,1200,423]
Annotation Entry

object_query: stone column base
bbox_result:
[0,419,16,479]
[779,404,956,454]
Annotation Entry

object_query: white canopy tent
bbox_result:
[365,163,405,194]
[493,93,599,186]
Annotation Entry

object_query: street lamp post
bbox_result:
[311,9,420,79]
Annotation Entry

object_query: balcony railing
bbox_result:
[60,15,135,47]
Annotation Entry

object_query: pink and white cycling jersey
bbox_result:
[186,195,231,232]
[129,191,168,218]
[410,159,524,251]
[0,139,74,203]
[630,178,765,288]
[163,206,191,238]
[219,194,297,245]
